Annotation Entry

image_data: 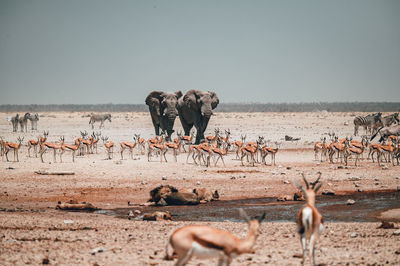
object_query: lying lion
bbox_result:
[149,185,219,206]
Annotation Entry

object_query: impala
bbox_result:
[165,209,266,266]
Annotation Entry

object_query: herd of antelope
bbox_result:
[1,127,282,167]
[314,130,400,167]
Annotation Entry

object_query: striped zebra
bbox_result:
[18,113,31,133]
[89,113,112,129]
[10,114,20,132]
[353,112,382,136]
[28,113,39,130]
[381,112,399,127]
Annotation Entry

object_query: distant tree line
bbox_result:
[0,102,399,113]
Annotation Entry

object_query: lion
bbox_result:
[193,188,219,203]
[149,185,220,205]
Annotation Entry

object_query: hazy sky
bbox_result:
[1,0,399,104]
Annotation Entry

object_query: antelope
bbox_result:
[148,143,168,163]
[328,137,347,163]
[344,137,364,166]
[242,136,264,163]
[91,132,101,154]
[80,131,92,155]
[133,134,145,154]
[209,139,230,167]
[40,136,64,163]
[27,131,49,157]
[205,128,220,144]
[313,138,324,161]
[148,131,166,146]
[220,129,231,149]
[199,142,213,167]
[186,144,203,164]
[102,136,114,160]
[60,138,81,162]
[292,173,324,266]
[379,140,395,165]
[165,209,266,266]
[260,142,279,166]
[181,130,195,152]
[233,134,246,159]
[349,136,367,160]
[241,138,262,167]
[165,134,182,162]
[4,137,24,162]
[120,137,137,160]
[367,142,382,163]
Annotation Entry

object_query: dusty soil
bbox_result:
[1,111,400,265]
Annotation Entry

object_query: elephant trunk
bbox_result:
[163,113,177,141]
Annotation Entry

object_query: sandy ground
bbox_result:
[1,111,400,265]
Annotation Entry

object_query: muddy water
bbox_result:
[99,191,400,222]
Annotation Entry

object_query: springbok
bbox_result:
[292,172,324,266]
[4,137,24,162]
[120,137,137,160]
[165,134,182,162]
[134,134,146,154]
[344,137,364,166]
[205,128,220,144]
[260,142,279,166]
[181,130,195,152]
[241,138,262,167]
[27,131,49,157]
[165,209,266,266]
[233,134,246,159]
[40,136,64,163]
[148,143,168,163]
[60,138,81,162]
[102,136,114,160]
[209,139,230,167]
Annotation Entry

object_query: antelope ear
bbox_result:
[145,91,164,106]
[183,90,199,110]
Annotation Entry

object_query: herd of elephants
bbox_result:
[145,89,219,144]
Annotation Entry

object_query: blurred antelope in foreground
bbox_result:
[4,137,24,162]
[165,209,266,266]
[292,173,324,266]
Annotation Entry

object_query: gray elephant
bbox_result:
[145,90,183,141]
[177,90,219,144]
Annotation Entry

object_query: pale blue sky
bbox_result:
[0,0,399,104]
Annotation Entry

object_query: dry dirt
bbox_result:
[1,111,400,265]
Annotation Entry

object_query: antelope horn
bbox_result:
[301,173,310,189]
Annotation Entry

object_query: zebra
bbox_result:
[381,112,399,127]
[89,113,112,129]
[28,113,39,130]
[10,114,20,132]
[18,113,31,133]
[371,124,400,142]
[353,112,382,136]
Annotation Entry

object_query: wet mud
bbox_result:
[99,190,400,223]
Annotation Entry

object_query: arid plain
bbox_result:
[1,111,399,265]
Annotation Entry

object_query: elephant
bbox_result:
[177,90,219,144]
[145,90,183,141]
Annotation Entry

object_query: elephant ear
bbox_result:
[183,90,199,111]
[209,91,219,110]
[145,91,164,106]
[175,90,183,99]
